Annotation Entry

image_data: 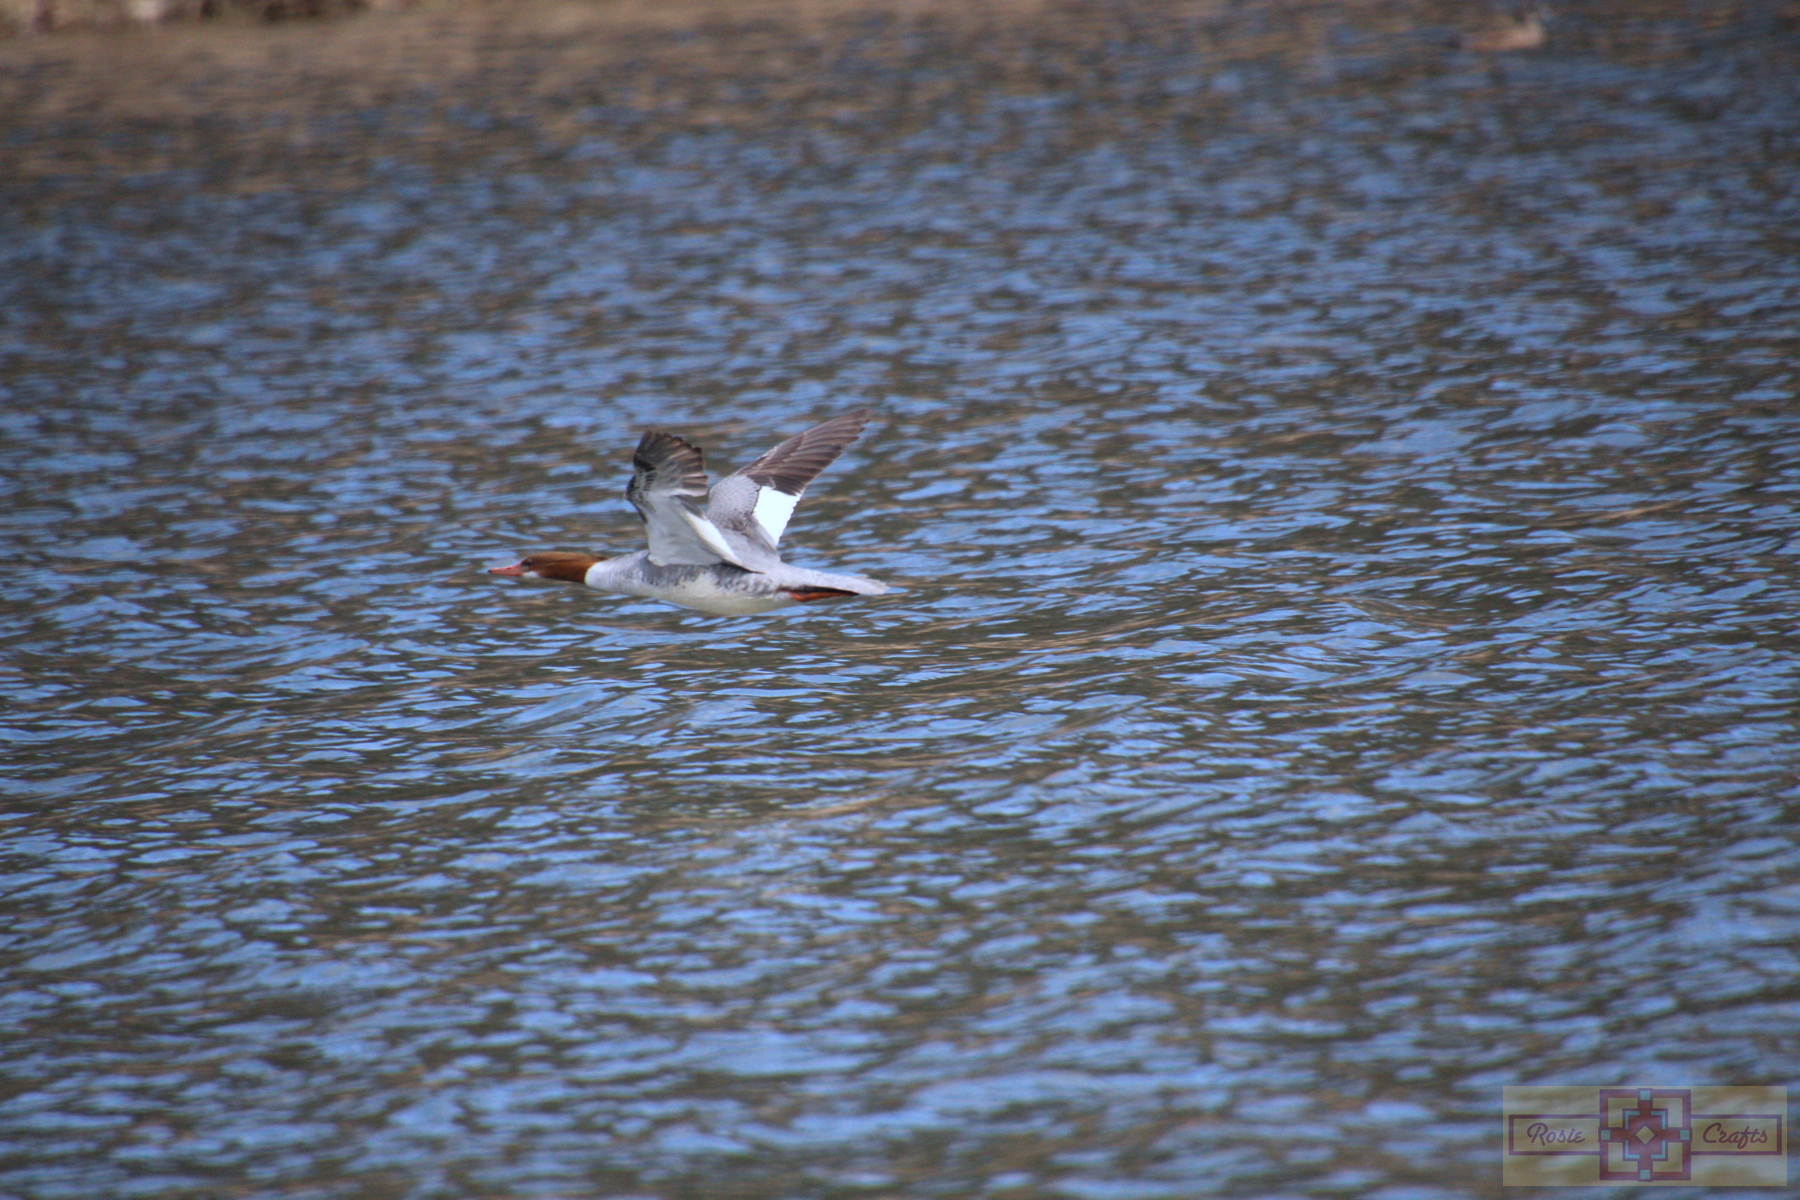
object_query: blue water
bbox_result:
[3,3,1798,1197]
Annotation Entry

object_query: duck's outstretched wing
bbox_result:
[625,430,745,567]
[706,410,871,563]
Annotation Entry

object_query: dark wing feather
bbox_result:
[625,432,709,519]
[625,430,742,566]
[706,409,871,555]
[736,410,870,497]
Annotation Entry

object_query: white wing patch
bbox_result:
[752,487,802,544]
[681,508,745,566]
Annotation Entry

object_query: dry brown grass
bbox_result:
[1,0,1787,189]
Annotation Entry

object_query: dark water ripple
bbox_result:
[4,3,1800,1197]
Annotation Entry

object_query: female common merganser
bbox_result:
[489,409,893,615]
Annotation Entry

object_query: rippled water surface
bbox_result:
[4,2,1799,1196]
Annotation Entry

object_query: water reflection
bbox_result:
[3,1,1798,1197]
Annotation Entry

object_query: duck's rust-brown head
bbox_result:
[488,551,601,585]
